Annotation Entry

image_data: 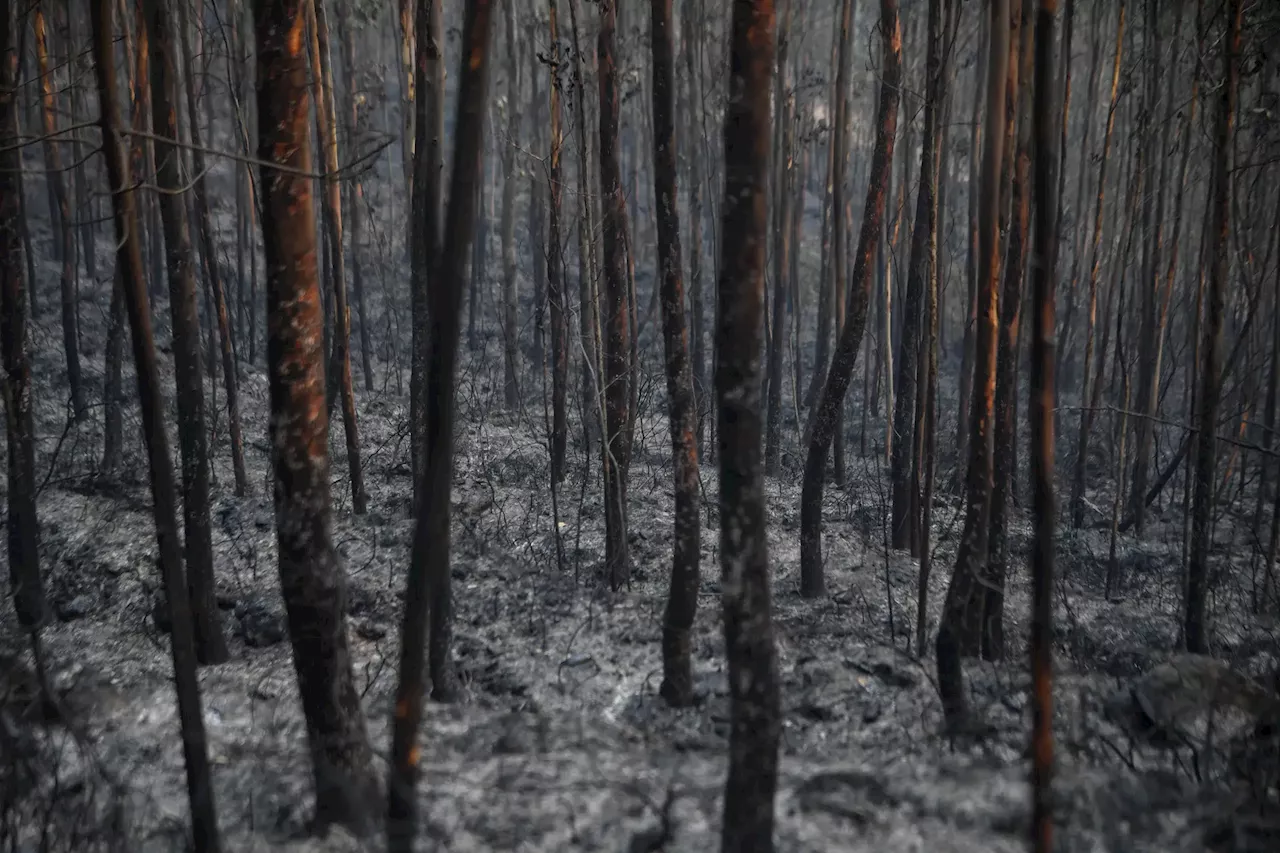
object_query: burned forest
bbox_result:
[4,0,1280,851]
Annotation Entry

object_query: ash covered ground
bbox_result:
[2,108,1278,853]
[3,305,1278,853]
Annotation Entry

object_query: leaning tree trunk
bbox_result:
[717,1,782,848]
[89,0,221,846]
[143,0,229,666]
[33,8,86,422]
[1186,0,1240,655]
[650,0,701,709]
[254,0,380,833]
[798,0,901,599]
[387,2,493,848]
[598,0,633,590]
[935,0,1010,732]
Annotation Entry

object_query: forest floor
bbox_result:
[3,297,1279,853]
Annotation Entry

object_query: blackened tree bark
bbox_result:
[682,0,706,451]
[568,0,602,456]
[798,0,901,599]
[763,0,793,473]
[1028,4,1059,849]
[410,0,444,515]
[598,0,632,589]
[718,1,781,848]
[890,0,943,552]
[1186,0,1240,654]
[32,8,85,422]
[387,3,494,849]
[90,0,221,846]
[826,0,856,486]
[308,0,367,516]
[984,0,1033,662]
[500,0,520,409]
[649,0,700,708]
[2,0,44,636]
[547,0,568,484]
[143,0,228,665]
[1070,1,1124,529]
[935,0,1009,731]
[176,0,249,498]
[337,6,374,393]
[254,0,380,833]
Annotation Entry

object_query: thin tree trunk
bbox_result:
[650,0,700,708]
[1028,4,1060,848]
[176,0,248,498]
[799,0,901,598]
[598,0,633,590]
[90,0,221,845]
[984,0,1033,662]
[2,0,45,638]
[935,0,1010,730]
[387,3,493,847]
[142,0,229,665]
[1070,1,1125,529]
[33,8,86,422]
[336,9,374,392]
[1186,0,1240,654]
[569,0,601,453]
[764,0,793,473]
[500,0,521,409]
[890,0,943,551]
[304,0,367,515]
[545,0,568,484]
[683,0,706,450]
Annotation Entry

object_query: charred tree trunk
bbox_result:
[798,0,901,599]
[1070,1,1125,529]
[984,0,1034,662]
[337,7,374,393]
[650,0,701,709]
[307,0,367,515]
[546,0,568,485]
[176,0,249,498]
[387,2,493,847]
[254,0,380,832]
[935,0,1010,731]
[500,0,520,409]
[717,1,781,848]
[890,0,943,552]
[143,0,229,665]
[409,0,444,515]
[33,8,85,422]
[1028,3,1060,848]
[90,0,221,845]
[764,0,793,473]
[598,0,633,590]
[1186,0,1240,654]
[2,0,44,638]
